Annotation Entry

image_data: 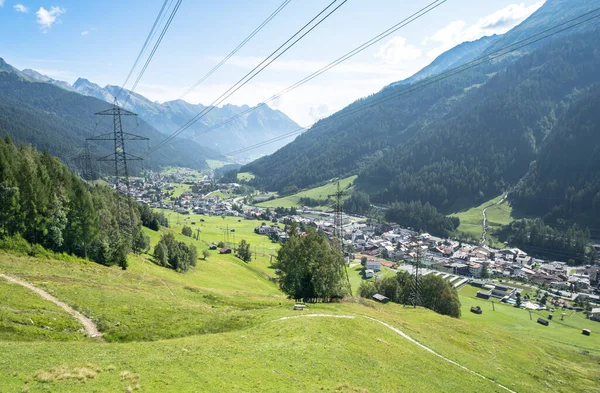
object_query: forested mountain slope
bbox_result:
[511,85,600,228]
[243,0,600,208]
[386,35,500,89]
[358,29,600,210]
[0,69,223,171]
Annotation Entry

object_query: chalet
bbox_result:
[366,259,381,272]
[364,269,375,279]
[209,243,217,250]
[219,248,232,254]
[590,308,600,321]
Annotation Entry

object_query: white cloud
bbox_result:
[426,1,545,58]
[0,0,5,7]
[309,104,336,123]
[14,4,28,13]
[36,6,66,32]
[81,27,97,36]
[377,36,422,64]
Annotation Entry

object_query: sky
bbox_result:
[0,0,545,126]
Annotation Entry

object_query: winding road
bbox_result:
[0,273,103,339]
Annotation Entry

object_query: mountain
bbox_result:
[386,35,500,89]
[0,61,225,172]
[21,69,75,91]
[243,0,600,215]
[511,85,600,229]
[72,80,301,160]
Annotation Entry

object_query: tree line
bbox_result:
[496,218,593,265]
[358,272,461,318]
[0,135,148,269]
[385,201,459,237]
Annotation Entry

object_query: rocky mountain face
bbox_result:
[72,80,300,161]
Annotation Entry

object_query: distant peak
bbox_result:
[73,77,100,89]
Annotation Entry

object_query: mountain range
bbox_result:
[0,60,224,172]
[243,0,600,229]
[71,78,300,161]
[0,57,300,161]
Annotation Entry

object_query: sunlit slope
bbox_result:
[1,251,599,392]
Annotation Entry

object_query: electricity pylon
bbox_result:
[328,181,352,296]
[410,247,422,308]
[87,98,149,226]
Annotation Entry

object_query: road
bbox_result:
[481,192,508,245]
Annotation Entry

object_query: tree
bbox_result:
[381,248,389,260]
[132,229,150,254]
[360,256,368,267]
[357,271,461,318]
[515,292,522,308]
[236,239,252,262]
[217,241,225,248]
[182,225,193,237]
[202,249,210,260]
[274,227,348,301]
[153,233,197,272]
[154,242,169,267]
[480,264,490,279]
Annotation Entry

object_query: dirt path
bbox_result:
[481,192,508,245]
[273,313,516,393]
[0,273,103,340]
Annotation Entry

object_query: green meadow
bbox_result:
[256,175,357,210]
[451,194,514,243]
[1,210,599,392]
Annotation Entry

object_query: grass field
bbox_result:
[451,195,514,243]
[166,183,192,200]
[205,159,232,170]
[257,175,357,210]
[237,172,255,182]
[1,209,600,392]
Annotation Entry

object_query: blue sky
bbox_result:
[0,0,544,125]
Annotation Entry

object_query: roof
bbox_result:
[373,294,389,302]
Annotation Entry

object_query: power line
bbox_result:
[191,0,446,141]
[147,0,348,154]
[119,0,183,112]
[116,0,171,99]
[178,0,293,100]
[226,8,600,156]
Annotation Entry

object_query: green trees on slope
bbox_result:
[274,227,349,301]
[385,201,459,237]
[358,272,461,318]
[153,233,198,273]
[0,135,145,268]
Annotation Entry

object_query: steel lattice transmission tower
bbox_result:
[328,182,345,252]
[409,247,422,308]
[75,141,96,181]
[328,181,352,296]
[87,99,149,225]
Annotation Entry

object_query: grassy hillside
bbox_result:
[237,171,255,182]
[257,175,357,210]
[1,211,599,392]
[451,194,514,242]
